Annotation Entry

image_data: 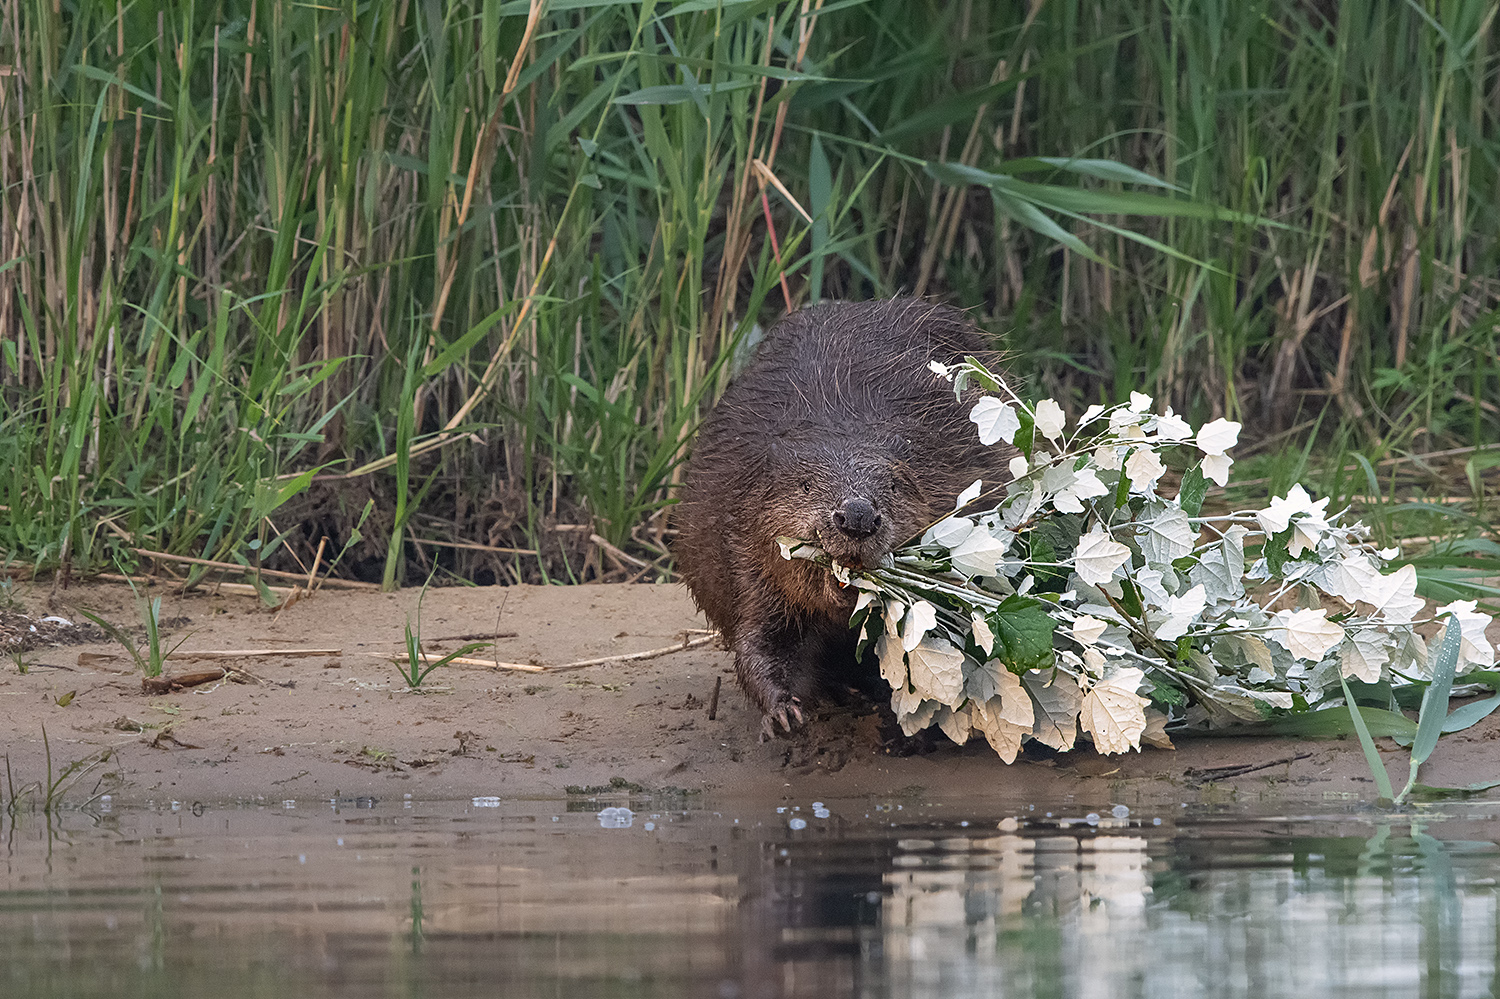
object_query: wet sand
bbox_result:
[2,580,1497,806]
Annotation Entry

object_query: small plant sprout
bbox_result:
[80,585,188,678]
[785,357,1500,770]
[395,576,487,689]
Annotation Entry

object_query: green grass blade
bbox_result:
[1340,674,1396,803]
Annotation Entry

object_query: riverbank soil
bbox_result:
[2,580,1497,805]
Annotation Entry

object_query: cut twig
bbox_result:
[84,647,340,666]
[409,537,539,556]
[590,533,651,570]
[142,669,227,694]
[410,632,718,674]
[130,549,378,590]
[1184,752,1312,783]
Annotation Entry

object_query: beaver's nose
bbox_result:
[832,497,881,539]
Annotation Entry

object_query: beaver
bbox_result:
[674,298,1017,737]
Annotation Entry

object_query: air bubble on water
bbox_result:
[283,800,296,809]
[472,797,501,808]
[813,807,830,819]
[644,822,655,831]
[1153,817,1162,826]
[1085,813,1101,825]
[597,806,634,829]
[298,855,306,864]
[1112,805,1130,819]
[789,817,807,830]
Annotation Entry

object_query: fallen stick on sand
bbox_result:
[83,648,340,663]
[405,632,718,673]
[131,548,379,590]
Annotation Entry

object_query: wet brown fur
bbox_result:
[674,299,1018,735]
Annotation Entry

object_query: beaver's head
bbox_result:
[764,427,928,582]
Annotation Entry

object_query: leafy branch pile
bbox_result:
[783,360,1500,762]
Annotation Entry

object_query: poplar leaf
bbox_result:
[1125,448,1166,493]
[1284,608,1345,661]
[970,397,1020,446]
[1034,398,1066,440]
[1434,600,1497,668]
[901,600,938,652]
[1074,527,1131,586]
[1071,615,1108,646]
[1340,628,1391,682]
[907,636,966,707]
[972,697,1028,762]
[1189,526,1247,602]
[1141,708,1174,749]
[876,632,907,690]
[1138,506,1196,565]
[1024,670,1083,751]
[949,529,1011,578]
[971,612,995,656]
[1079,667,1150,754]
[935,702,974,746]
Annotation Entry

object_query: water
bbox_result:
[4,794,1499,998]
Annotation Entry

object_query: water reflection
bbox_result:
[2,796,1497,998]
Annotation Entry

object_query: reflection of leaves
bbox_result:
[1079,667,1149,754]
[989,595,1057,671]
[1023,670,1082,751]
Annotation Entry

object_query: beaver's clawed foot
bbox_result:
[759,697,805,741]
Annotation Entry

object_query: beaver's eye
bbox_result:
[800,480,812,494]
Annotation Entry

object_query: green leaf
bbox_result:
[1437,691,1500,734]
[1410,616,1463,766]
[1002,156,1183,191]
[1251,704,1417,739]
[987,595,1057,672]
[614,81,754,105]
[1013,408,1035,460]
[1264,530,1292,575]
[1340,674,1396,802]
[1029,515,1083,589]
[1178,464,1208,517]
[1148,680,1188,707]
[1116,578,1143,618]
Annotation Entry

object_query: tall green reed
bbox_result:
[0,0,1493,584]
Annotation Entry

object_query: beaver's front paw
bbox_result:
[759,694,805,741]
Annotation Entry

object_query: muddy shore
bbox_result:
[2,581,1497,807]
